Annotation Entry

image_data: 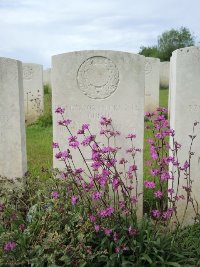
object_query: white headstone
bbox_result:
[23,63,44,123]
[0,57,27,179]
[43,68,51,87]
[145,57,160,112]
[160,61,169,88]
[52,50,145,217]
[169,46,200,225]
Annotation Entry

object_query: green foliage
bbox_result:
[35,112,52,127]
[139,46,160,58]
[158,27,195,61]
[0,177,200,266]
[139,26,195,61]
[44,84,51,95]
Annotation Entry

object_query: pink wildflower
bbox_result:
[147,138,154,145]
[94,224,100,232]
[152,209,161,218]
[128,164,138,172]
[128,226,137,236]
[115,246,121,253]
[51,191,60,199]
[104,228,112,236]
[91,161,101,171]
[119,158,127,164]
[162,208,173,220]
[68,136,79,149]
[52,142,59,148]
[99,206,114,218]
[100,116,112,126]
[146,160,151,166]
[55,107,65,114]
[130,196,138,204]
[0,203,5,212]
[82,123,90,130]
[144,180,156,189]
[168,188,174,195]
[126,133,136,139]
[112,177,120,191]
[160,171,171,181]
[92,191,102,200]
[61,150,71,159]
[150,169,159,176]
[89,215,96,222]
[58,119,72,126]
[71,195,78,206]
[113,232,118,242]
[154,190,163,199]
[81,135,96,146]
[4,241,16,251]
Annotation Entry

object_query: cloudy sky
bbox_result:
[0,0,199,68]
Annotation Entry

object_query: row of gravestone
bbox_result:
[0,47,199,225]
[43,61,170,90]
[43,58,169,113]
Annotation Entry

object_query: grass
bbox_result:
[26,87,52,178]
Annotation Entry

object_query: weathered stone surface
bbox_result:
[43,68,51,88]
[145,57,160,112]
[52,50,145,217]
[160,61,169,88]
[0,57,27,179]
[169,46,200,225]
[23,63,43,123]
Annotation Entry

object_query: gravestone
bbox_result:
[145,57,160,112]
[160,61,169,88]
[23,63,43,123]
[52,50,145,217]
[169,46,200,225]
[43,68,51,88]
[0,57,27,179]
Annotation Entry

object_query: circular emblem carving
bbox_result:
[77,56,119,99]
[145,61,152,75]
[23,66,33,80]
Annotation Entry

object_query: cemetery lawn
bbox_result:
[26,88,168,181]
[26,91,52,178]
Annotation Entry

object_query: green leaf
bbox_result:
[141,254,152,264]
[166,262,182,267]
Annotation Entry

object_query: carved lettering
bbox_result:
[188,104,200,112]
[145,61,152,75]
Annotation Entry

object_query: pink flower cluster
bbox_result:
[4,241,16,251]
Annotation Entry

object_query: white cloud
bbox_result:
[0,0,199,67]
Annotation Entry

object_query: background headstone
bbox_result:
[160,61,170,88]
[23,63,43,123]
[0,57,27,179]
[169,46,200,225]
[52,50,145,217]
[145,57,160,112]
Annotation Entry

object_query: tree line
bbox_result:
[139,27,196,61]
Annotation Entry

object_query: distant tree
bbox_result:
[139,46,159,58]
[158,27,195,61]
[139,27,195,61]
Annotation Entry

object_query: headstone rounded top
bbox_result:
[77,56,119,99]
[0,58,18,81]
